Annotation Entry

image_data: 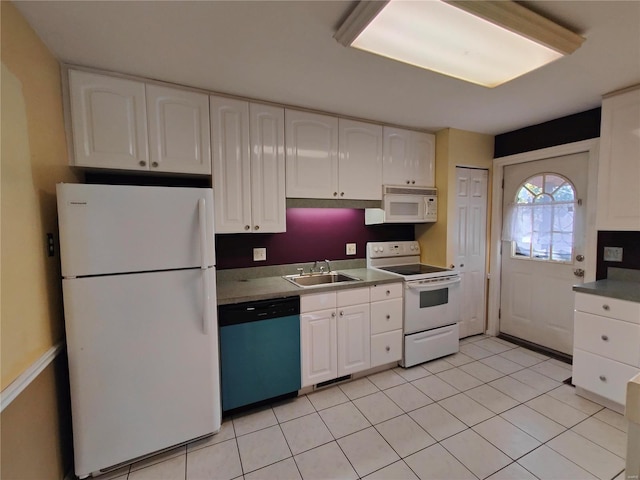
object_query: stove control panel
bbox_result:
[367,241,421,258]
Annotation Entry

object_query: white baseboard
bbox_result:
[1,342,65,412]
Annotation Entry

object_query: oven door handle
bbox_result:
[406,276,461,291]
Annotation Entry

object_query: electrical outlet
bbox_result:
[253,247,267,262]
[346,243,356,255]
[603,246,623,262]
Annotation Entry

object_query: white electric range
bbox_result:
[367,241,461,367]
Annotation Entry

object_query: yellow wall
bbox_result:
[416,128,494,267]
[1,2,78,477]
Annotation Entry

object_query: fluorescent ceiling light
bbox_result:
[334,0,585,88]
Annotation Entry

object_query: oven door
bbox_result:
[404,276,460,334]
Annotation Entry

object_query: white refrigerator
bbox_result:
[57,183,220,478]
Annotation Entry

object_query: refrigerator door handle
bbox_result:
[199,198,211,335]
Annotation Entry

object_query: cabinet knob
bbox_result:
[385,346,390,352]
[333,192,338,197]
[602,304,610,311]
[244,225,250,231]
[139,160,147,167]
[331,312,336,318]
[601,334,609,341]
[599,375,607,382]
[254,225,260,231]
[411,180,415,184]
[340,192,344,197]
[406,180,410,184]
[386,315,390,320]
[386,290,391,296]
[339,311,344,317]
[151,161,159,168]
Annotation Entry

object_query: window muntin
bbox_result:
[508,173,577,262]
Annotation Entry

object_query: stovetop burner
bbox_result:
[377,264,452,276]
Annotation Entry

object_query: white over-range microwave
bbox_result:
[365,185,437,224]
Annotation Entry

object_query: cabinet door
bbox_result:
[382,127,412,186]
[338,119,383,200]
[250,104,286,233]
[596,87,640,231]
[211,96,251,233]
[337,304,371,377]
[410,131,435,187]
[147,85,211,175]
[383,127,435,187]
[285,110,338,199]
[69,70,148,170]
[301,309,337,387]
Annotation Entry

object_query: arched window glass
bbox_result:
[504,173,577,262]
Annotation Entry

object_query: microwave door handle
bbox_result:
[406,277,461,291]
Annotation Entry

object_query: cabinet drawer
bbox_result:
[337,287,370,307]
[301,292,336,313]
[370,298,403,334]
[574,311,640,366]
[371,330,402,367]
[575,293,640,324]
[573,349,639,406]
[370,283,403,302]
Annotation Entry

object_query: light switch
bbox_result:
[346,243,356,255]
[253,247,267,262]
[603,246,623,262]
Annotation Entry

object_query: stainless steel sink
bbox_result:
[283,271,362,288]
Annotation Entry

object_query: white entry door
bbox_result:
[500,153,589,355]
[454,167,488,338]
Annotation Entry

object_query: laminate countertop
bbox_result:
[216,267,403,305]
[573,268,640,303]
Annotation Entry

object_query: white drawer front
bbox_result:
[337,287,370,307]
[370,298,403,334]
[573,349,640,406]
[301,292,336,313]
[370,283,403,302]
[403,323,459,368]
[574,311,640,366]
[371,330,402,367]
[575,292,640,324]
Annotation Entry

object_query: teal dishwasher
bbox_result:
[218,296,300,413]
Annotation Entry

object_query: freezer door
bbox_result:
[57,183,215,277]
[63,268,220,477]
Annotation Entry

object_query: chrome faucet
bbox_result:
[324,259,332,273]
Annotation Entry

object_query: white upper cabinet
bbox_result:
[249,103,286,233]
[69,70,149,170]
[596,86,640,231]
[338,119,383,200]
[285,110,339,199]
[383,127,435,187]
[146,85,211,175]
[68,69,211,175]
[211,97,285,233]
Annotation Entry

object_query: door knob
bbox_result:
[575,254,585,262]
[573,268,585,277]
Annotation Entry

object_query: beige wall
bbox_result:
[416,128,494,267]
[1,1,78,477]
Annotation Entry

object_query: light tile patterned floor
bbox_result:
[100,335,629,480]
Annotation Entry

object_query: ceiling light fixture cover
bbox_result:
[334,0,585,88]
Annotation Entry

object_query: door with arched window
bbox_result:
[500,153,589,355]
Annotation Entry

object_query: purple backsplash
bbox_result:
[215,208,414,269]
[596,231,640,279]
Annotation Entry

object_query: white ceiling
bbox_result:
[14,0,640,135]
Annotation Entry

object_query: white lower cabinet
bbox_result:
[370,283,403,367]
[301,287,371,388]
[573,292,640,407]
